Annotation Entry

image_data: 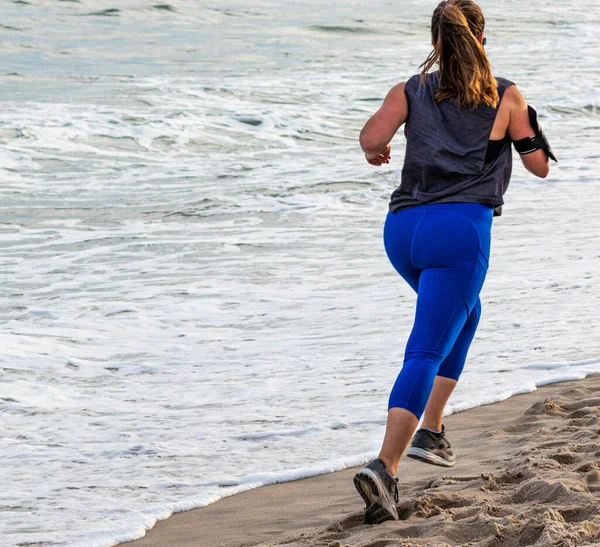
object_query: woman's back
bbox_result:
[390,71,515,215]
[359,0,551,185]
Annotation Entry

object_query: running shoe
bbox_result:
[405,425,456,467]
[353,459,399,524]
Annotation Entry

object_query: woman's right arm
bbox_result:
[506,86,550,178]
[359,83,408,165]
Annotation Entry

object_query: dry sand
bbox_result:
[122,375,600,547]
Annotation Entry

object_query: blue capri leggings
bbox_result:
[383,202,493,419]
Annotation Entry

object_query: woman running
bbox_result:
[353,0,555,525]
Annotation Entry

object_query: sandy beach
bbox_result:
[122,374,600,547]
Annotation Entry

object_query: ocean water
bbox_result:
[1,0,599,545]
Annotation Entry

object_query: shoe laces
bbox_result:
[393,477,399,503]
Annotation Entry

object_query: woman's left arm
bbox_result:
[359,82,408,165]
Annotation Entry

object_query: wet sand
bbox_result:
[122,375,600,547]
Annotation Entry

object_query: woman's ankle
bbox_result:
[420,420,442,433]
[377,455,397,477]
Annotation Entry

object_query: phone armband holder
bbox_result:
[513,106,557,162]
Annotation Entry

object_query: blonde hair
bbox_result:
[420,0,499,109]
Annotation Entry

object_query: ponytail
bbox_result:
[420,0,499,109]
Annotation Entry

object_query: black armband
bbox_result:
[513,106,557,162]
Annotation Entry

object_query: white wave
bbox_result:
[1,0,600,545]
[75,453,377,547]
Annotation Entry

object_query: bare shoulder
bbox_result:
[385,82,407,101]
[505,84,536,141]
[379,82,408,114]
[502,84,527,110]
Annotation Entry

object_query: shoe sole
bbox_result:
[405,446,456,467]
[353,468,399,524]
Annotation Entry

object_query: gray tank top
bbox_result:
[389,71,515,216]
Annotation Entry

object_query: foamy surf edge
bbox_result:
[91,452,377,547]
[100,361,600,547]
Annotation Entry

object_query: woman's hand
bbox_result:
[366,143,391,166]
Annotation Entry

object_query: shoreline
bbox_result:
[121,373,600,547]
